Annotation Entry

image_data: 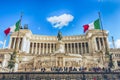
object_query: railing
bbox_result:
[0,72,120,80]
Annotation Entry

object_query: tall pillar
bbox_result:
[46,43,48,54]
[8,37,12,49]
[104,37,109,50]
[32,42,34,54]
[20,38,23,51]
[98,38,102,50]
[67,43,69,53]
[77,43,79,54]
[84,42,87,54]
[26,39,30,53]
[44,43,46,54]
[102,37,105,50]
[82,43,85,54]
[81,43,83,55]
[21,37,25,52]
[13,38,16,49]
[35,43,37,54]
[47,43,49,53]
[10,38,14,49]
[70,43,72,53]
[39,43,41,54]
[79,43,81,54]
[17,38,21,50]
[94,37,98,51]
[50,43,51,53]
[86,42,89,53]
[53,43,55,52]
[88,40,91,54]
[29,43,31,53]
[74,43,76,54]
[55,43,56,51]
[43,43,44,54]
[37,43,39,54]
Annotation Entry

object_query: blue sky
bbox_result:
[0,0,120,48]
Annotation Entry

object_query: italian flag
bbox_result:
[4,20,21,36]
[83,19,100,33]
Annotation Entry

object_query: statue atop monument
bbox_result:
[57,30,62,41]
[55,30,65,53]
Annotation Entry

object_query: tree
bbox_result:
[7,51,17,72]
[106,53,114,72]
[108,54,114,68]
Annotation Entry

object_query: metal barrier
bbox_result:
[0,72,120,80]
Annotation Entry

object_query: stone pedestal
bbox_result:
[55,41,65,53]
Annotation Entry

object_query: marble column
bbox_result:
[102,37,105,50]
[67,43,69,53]
[94,37,98,51]
[74,43,76,54]
[50,43,51,53]
[84,42,87,54]
[43,43,44,54]
[35,43,37,54]
[70,43,72,53]
[98,38,101,50]
[81,43,83,55]
[39,43,41,54]
[17,38,21,50]
[8,37,12,49]
[53,43,55,52]
[77,43,79,54]
[32,42,34,54]
[13,38,16,49]
[46,43,48,54]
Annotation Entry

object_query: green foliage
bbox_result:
[8,60,15,69]
[105,51,114,68]
[108,53,114,68]
[7,51,17,70]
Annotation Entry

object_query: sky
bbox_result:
[0,0,120,48]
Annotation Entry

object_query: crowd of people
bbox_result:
[25,66,112,72]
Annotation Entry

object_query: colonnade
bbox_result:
[10,37,23,50]
[65,42,89,54]
[29,43,56,54]
[9,37,108,55]
[29,42,89,55]
[96,37,107,51]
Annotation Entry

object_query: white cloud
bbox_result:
[0,41,3,45]
[115,39,120,48]
[47,14,74,29]
[106,30,109,34]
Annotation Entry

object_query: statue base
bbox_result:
[55,41,65,53]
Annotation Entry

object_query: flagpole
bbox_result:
[98,12,103,30]
[98,12,108,52]
[15,12,23,52]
